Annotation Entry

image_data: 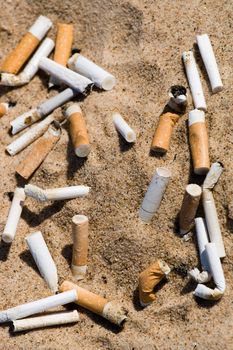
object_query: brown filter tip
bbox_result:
[69,112,90,157]
[54,23,74,66]
[189,122,210,175]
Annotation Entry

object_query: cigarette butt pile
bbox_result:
[0,14,227,335]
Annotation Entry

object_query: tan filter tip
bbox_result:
[102,302,127,326]
[139,260,170,306]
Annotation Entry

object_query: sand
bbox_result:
[0,0,232,349]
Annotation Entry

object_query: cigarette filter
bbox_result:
[182,51,206,111]
[112,113,136,143]
[65,104,90,157]
[203,162,224,190]
[2,188,25,243]
[24,184,90,202]
[60,280,127,326]
[0,290,77,323]
[139,167,171,223]
[39,57,92,92]
[202,189,226,258]
[26,231,58,293]
[196,34,223,93]
[11,88,77,135]
[16,123,61,179]
[1,16,52,74]
[68,53,116,91]
[12,310,79,332]
[139,260,170,306]
[179,184,202,235]
[7,114,54,156]
[72,215,89,280]
[188,109,210,175]
[0,103,9,118]
[167,85,187,113]
[150,112,180,154]
[0,38,54,87]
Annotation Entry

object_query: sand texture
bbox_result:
[0,0,232,349]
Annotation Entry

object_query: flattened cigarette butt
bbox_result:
[0,103,9,118]
[179,184,202,235]
[68,53,116,91]
[196,34,223,93]
[139,260,170,306]
[65,104,91,157]
[112,113,136,143]
[24,184,90,202]
[16,123,61,179]
[12,310,79,332]
[0,290,77,323]
[203,162,224,190]
[1,15,52,75]
[26,231,58,293]
[72,215,89,280]
[60,280,127,326]
[188,109,210,175]
[168,85,187,112]
[150,112,180,154]
[2,188,25,243]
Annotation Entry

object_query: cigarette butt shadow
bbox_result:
[61,244,72,267]
[19,249,41,276]
[66,136,87,180]
[21,201,66,227]
[117,133,135,153]
[37,70,50,90]
[15,173,28,187]
[226,217,233,233]
[0,240,11,261]
[180,279,196,295]
[193,43,212,95]
[194,296,221,308]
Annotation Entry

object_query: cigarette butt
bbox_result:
[0,103,9,118]
[1,16,52,74]
[150,112,180,154]
[65,104,91,157]
[195,217,210,271]
[188,109,210,175]
[54,23,73,66]
[203,162,224,190]
[168,85,187,113]
[71,215,89,280]
[112,113,136,143]
[60,280,127,326]
[179,184,202,235]
[16,123,61,179]
[12,310,79,332]
[138,260,170,306]
[2,187,25,243]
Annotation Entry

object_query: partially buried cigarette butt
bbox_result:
[65,104,91,157]
[179,184,202,235]
[12,310,79,332]
[2,187,25,243]
[1,15,52,75]
[151,112,180,154]
[139,260,170,306]
[16,123,61,179]
[72,215,89,280]
[113,113,136,143]
[60,280,127,326]
[188,109,210,175]
[0,103,9,118]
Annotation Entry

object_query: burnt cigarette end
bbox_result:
[170,85,187,98]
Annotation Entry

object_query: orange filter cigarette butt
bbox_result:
[179,184,202,236]
[139,260,170,307]
[1,16,52,74]
[16,123,61,179]
[0,103,9,118]
[65,104,91,157]
[60,280,127,326]
[189,109,210,175]
[54,23,73,66]
[151,112,180,154]
[72,215,89,280]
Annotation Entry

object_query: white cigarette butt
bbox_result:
[113,113,136,143]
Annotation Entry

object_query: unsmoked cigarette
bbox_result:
[179,184,202,235]
[1,16,52,74]
[0,290,77,323]
[12,310,79,332]
[72,215,89,280]
[150,112,180,154]
[65,104,91,157]
[16,123,61,179]
[139,260,170,306]
[188,109,209,175]
[24,184,90,202]
[2,188,25,243]
[60,280,127,326]
[0,103,9,118]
